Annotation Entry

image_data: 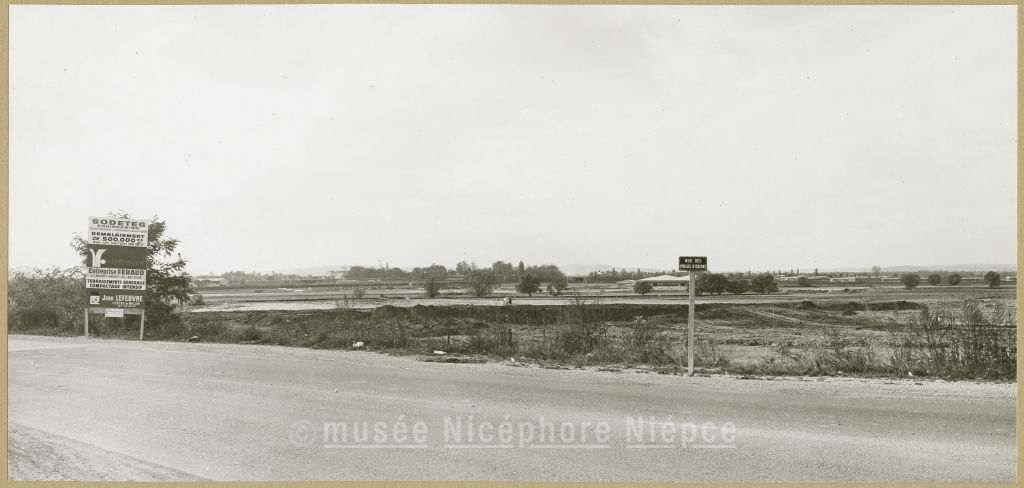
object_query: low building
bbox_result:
[829,277,857,282]
[194,276,229,286]
[637,274,690,288]
[616,279,637,287]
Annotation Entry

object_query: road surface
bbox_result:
[8,335,1016,481]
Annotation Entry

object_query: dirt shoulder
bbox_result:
[8,423,206,481]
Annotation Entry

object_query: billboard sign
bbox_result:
[88,217,149,248]
[88,290,146,308]
[678,256,708,271]
[85,273,146,290]
[86,244,147,270]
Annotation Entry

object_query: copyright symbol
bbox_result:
[289,420,317,447]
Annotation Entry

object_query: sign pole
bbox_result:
[139,310,146,341]
[688,269,695,375]
[84,308,89,337]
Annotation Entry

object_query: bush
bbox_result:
[725,279,749,294]
[516,273,541,296]
[796,277,811,287]
[633,281,653,296]
[468,271,496,297]
[927,274,942,286]
[984,271,1001,288]
[889,300,1016,379]
[423,276,442,298]
[749,274,778,294]
[547,277,569,296]
[947,273,962,286]
[900,274,921,290]
[7,267,85,334]
[621,321,674,364]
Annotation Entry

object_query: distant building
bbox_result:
[617,279,637,286]
[637,274,690,288]
[194,276,229,286]
[829,277,857,282]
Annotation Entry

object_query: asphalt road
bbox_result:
[8,335,1017,482]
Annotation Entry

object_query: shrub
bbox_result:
[621,321,674,364]
[984,271,1001,288]
[633,281,653,296]
[889,300,1015,379]
[900,274,921,290]
[749,274,778,294]
[423,276,442,298]
[516,273,541,296]
[7,267,84,334]
[796,276,811,287]
[927,274,942,286]
[947,273,962,286]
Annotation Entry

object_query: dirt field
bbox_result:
[191,283,1016,312]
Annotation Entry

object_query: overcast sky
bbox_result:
[9,5,1017,275]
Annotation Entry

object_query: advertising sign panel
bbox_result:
[87,290,146,308]
[86,244,147,270]
[88,216,149,248]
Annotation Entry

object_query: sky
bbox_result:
[9,5,1018,275]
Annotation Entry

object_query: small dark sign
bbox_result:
[678,256,708,271]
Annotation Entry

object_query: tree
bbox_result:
[423,275,442,298]
[725,279,749,295]
[900,274,921,290]
[516,273,541,297]
[749,274,778,294]
[633,281,653,296]
[546,276,569,296]
[72,214,198,331]
[984,271,1001,288]
[871,265,882,277]
[797,276,811,287]
[947,273,962,286]
[694,273,728,295]
[927,274,942,286]
[468,270,496,297]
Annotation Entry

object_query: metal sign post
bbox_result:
[688,269,695,375]
[679,256,707,376]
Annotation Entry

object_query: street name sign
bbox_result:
[678,256,708,271]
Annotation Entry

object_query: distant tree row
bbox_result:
[630,272,781,296]
[585,268,678,283]
[900,272,1002,290]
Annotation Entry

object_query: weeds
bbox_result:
[888,300,1016,379]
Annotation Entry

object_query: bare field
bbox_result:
[191,283,1016,312]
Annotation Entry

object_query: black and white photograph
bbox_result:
[7,4,1017,482]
